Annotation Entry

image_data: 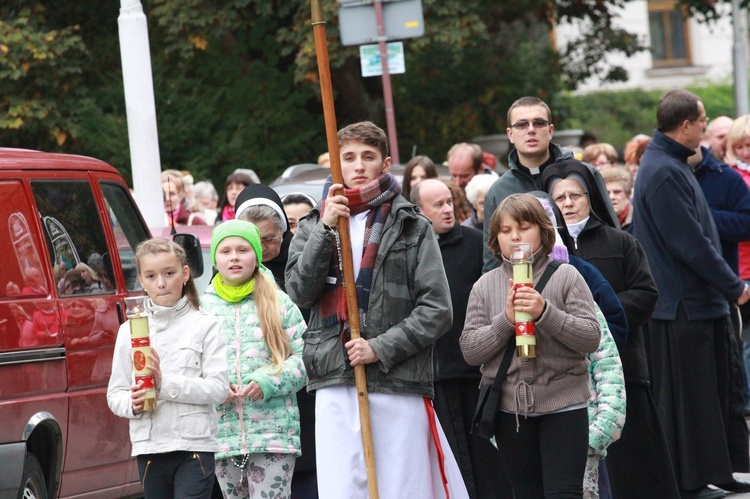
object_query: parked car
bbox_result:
[268,161,451,202]
[0,148,201,498]
[269,163,329,201]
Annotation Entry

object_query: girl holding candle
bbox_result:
[200,220,307,499]
[460,193,600,498]
[106,238,229,498]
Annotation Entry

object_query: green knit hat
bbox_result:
[210,220,263,267]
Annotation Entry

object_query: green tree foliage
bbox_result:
[559,89,661,149]
[558,82,734,150]
[1,0,644,185]
[675,0,749,23]
[0,5,90,150]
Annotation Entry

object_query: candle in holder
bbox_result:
[124,296,156,411]
[510,242,536,358]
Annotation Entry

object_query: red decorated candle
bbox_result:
[128,306,156,410]
[511,243,536,359]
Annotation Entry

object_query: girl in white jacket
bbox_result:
[107,238,229,498]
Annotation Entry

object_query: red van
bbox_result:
[0,148,198,498]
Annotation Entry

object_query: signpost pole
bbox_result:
[374,0,400,164]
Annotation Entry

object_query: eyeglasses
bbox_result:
[261,234,281,245]
[510,119,550,131]
[553,191,587,204]
[691,115,709,124]
[592,161,612,168]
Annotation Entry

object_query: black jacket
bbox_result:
[435,223,484,381]
[634,131,745,321]
[265,230,293,291]
[573,216,658,384]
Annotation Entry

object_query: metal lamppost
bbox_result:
[118,0,165,228]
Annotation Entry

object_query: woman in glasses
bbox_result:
[541,159,676,499]
[582,143,619,171]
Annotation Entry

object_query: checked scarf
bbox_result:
[319,172,401,339]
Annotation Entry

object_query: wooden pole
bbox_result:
[310,2,379,497]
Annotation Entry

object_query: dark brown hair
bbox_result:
[217,172,255,216]
[440,179,471,223]
[402,155,438,201]
[338,121,389,161]
[656,89,701,133]
[506,96,552,126]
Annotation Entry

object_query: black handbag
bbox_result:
[471,260,561,439]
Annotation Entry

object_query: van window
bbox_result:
[100,182,151,291]
[0,181,49,298]
[31,181,115,296]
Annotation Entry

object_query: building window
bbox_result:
[648,0,691,67]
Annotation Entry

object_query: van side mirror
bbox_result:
[172,234,204,278]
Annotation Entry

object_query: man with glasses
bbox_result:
[482,96,618,272]
[634,89,750,498]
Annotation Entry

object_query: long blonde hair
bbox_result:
[253,268,290,372]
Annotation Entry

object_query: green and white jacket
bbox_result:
[201,286,307,459]
[587,305,626,458]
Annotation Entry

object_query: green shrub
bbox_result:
[557,82,735,150]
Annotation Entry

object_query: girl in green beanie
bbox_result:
[201,220,308,498]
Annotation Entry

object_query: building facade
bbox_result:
[555,1,742,92]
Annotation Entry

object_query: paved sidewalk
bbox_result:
[686,417,750,497]
[719,473,750,497]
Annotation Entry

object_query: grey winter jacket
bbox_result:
[285,195,452,398]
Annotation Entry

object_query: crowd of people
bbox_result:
[106,90,750,499]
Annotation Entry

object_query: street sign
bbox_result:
[360,42,405,77]
[339,0,424,47]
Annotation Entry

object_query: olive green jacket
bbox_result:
[285,195,452,398]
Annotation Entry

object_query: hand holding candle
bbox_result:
[125,296,157,411]
[510,243,537,359]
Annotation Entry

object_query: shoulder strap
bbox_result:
[473,259,562,437]
[535,259,561,294]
